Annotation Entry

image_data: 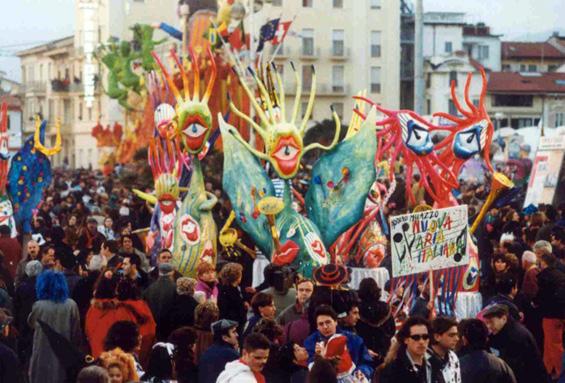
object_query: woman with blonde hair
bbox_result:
[99,347,139,383]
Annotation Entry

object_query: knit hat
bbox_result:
[25,260,43,277]
[176,277,197,296]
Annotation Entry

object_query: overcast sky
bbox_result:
[0,0,563,81]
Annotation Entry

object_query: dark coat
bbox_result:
[142,276,176,340]
[488,319,550,383]
[0,340,22,382]
[379,349,445,383]
[534,266,565,319]
[162,293,199,339]
[197,342,239,383]
[356,300,395,365]
[217,284,247,329]
[459,348,516,383]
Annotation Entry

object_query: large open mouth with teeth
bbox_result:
[180,214,200,245]
[271,135,301,177]
[272,239,300,266]
[159,194,177,214]
[182,114,209,152]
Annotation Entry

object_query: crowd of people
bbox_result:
[0,164,562,383]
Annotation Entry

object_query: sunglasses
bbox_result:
[409,334,430,341]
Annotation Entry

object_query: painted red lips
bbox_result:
[272,239,300,266]
[181,214,200,244]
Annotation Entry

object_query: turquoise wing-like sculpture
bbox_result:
[305,111,377,246]
[220,115,275,257]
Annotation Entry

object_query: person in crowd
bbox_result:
[0,308,22,382]
[520,250,539,300]
[304,304,373,381]
[217,262,248,332]
[148,249,180,283]
[195,261,219,302]
[277,278,314,326]
[216,332,271,383]
[28,270,81,383]
[143,342,175,382]
[79,217,105,254]
[256,265,297,314]
[336,293,361,333]
[484,274,522,321]
[72,257,102,329]
[277,342,309,383]
[0,225,21,279]
[116,278,156,364]
[119,235,149,272]
[100,240,122,270]
[551,226,565,260]
[142,262,177,340]
[85,271,149,357]
[379,316,444,383]
[76,365,110,383]
[98,216,116,241]
[98,347,139,383]
[457,318,516,383]
[54,247,81,294]
[13,260,41,364]
[198,319,240,383]
[356,277,395,367]
[120,253,149,289]
[482,253,514,300]
[15,240,40,287]
[429,317,461,383]
[193,301,220,363]
[164,276,199,335]
[168,326,198,383]
[483,304,550,383]
[533,253,565,379]
[243,292,276,340]
[307,357,338,383]
[103,320,144,378]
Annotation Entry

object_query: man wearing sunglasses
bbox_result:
[380,316,444,383]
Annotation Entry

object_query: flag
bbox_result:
[256,18,280,52]
[272,20,292,45]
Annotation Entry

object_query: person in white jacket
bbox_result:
[216,333,271,383]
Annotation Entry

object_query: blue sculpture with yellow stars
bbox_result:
[8,116,61,233]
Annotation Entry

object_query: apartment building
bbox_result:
[266,0,400,122]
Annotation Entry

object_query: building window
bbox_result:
[39,64,44,83]
[370,0,381,9]
[78,100,83,120]
[445,41,453,54]
[332,102,344,119]
[302,65,313,91]
[502,64,511,71]
[303,0,313,7]
[528,64,537,72]
[549,64,559,72]
[449,100,457,115]
[556,112,564,127]
[520,64,527,72]
[272,0,282,6]
[493,94,533,107]
[333,0,343,7]
[332,65,345,92]
[449,71,457,86]
[370,66,381,93]
[426,99,431,114]
[302,28,314,56]
[478,45,489,60]
[332,29,344,56]
[370,31,381,57]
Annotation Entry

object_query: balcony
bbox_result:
[51,79,70,93]
[22,81,47,95]
[329,46,350,61]
[286,83,349,96]
[300,46,320,60]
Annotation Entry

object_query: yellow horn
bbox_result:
[470,172,514,234]
[34,118,62,156]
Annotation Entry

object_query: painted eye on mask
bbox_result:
[183,123,207,138]
[286,226,296,238]
[453,120,487,159]
[273,145,299,161]
[154,103,175,126]
[399,113,433,156]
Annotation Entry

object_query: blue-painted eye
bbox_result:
[453,120,487,159]
[399,113,433,156]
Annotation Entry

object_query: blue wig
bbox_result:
[36,270,69,303]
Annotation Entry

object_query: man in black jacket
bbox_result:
[198,319,240,383]
[483,304,550,383]
[533,253,565,379]
[458,318,516,383]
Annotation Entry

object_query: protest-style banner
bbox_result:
[390,205,469,277]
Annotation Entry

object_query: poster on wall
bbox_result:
[524,135,565,207]
[390,205,469,278]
